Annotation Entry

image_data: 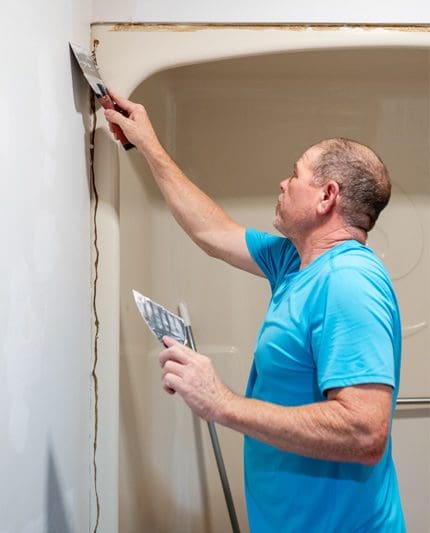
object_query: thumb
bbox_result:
[107,88,135,114]
[162,336,179,348]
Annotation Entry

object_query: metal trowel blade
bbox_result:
[69,42,107,98]
[132,290,187,345]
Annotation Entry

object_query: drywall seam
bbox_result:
[89,22,430,32]
[90,40,101,533]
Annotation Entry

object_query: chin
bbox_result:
[273,221,285,236]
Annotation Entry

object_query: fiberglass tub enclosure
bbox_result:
[91,25,430,533]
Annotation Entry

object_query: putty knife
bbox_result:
[69,42,134,151]
[132,290,187,345]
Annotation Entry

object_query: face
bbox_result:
[273,148,323,239]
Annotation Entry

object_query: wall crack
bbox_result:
[90,39,101,533]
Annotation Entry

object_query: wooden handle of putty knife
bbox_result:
[98,95,135,151]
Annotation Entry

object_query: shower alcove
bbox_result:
[92,25,430,533]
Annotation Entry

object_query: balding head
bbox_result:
[308,138,391,232]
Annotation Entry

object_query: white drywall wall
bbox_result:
[1,1,93,531]
[92,0,430,24]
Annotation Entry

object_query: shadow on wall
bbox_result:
[69,44,96,198]
[46,445,72,533]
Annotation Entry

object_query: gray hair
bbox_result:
[311,138,391,232]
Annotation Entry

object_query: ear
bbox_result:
[317,180,340,215]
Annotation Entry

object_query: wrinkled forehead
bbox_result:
[298,145,322,169]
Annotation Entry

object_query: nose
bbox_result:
[279,178,289,191]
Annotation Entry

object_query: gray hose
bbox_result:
[178,303,241,533]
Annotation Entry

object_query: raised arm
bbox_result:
[104,90,264,277]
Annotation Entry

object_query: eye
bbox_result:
[291,164,299,179]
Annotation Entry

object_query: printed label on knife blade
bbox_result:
[132,290,186,345]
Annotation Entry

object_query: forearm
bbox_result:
[139,137,237,256]
[104,93,238,257]
[159,338,391,464]
[216,392,387,465]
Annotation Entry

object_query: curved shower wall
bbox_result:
[92,25,430,533]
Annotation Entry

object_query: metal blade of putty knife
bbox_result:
[132,290,187,345]
[69,42,134,150]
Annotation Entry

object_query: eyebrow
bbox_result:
[293,163,298,175]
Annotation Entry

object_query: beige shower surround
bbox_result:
[91,25,430,533]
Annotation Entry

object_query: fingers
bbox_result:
[107,88,135,114]
[162,373,181,395]
[159,338,192,395]
[104,108,129,128]
[163,383,176,395]
[162,360,184,395]
[159,340,191,368]
[162,359,185,379]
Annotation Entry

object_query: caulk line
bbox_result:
[90,40,101,533]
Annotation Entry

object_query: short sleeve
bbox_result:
[245,228,299,289]
[311,268,396,395]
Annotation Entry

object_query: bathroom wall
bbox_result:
[89,3,430,528]
[112,44,430,532]
[0,1,93,531]
[3,1,421,531]
[92,0,430,24]
[91,0,430,531]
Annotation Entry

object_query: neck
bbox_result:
[293,225,367,270]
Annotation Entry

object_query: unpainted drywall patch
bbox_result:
[103,23,430,33]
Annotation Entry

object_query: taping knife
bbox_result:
[69,42,134,151]
[132,290,187,345]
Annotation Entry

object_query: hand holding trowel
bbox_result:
[132,290,241,533]
[69,42,134,151]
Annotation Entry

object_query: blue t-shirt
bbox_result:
[244,228,405,532]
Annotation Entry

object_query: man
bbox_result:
[105,90,405,532]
